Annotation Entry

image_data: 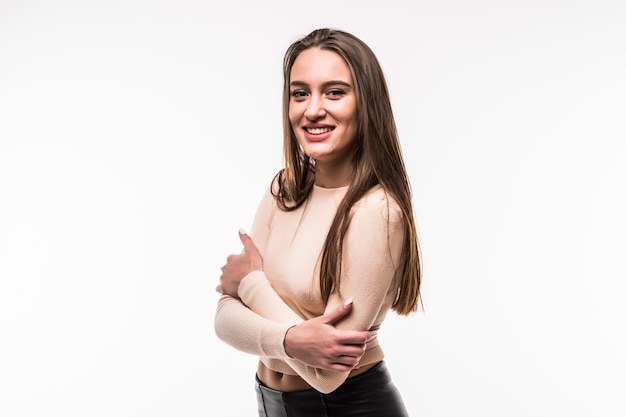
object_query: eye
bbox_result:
[327,89,346,98]
[290,90,308,99]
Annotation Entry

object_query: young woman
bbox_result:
[214,28,421,417]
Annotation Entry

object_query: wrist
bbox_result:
[283,324,298,359]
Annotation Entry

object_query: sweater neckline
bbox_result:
[313,184,349,192]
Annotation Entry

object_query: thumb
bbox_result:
[322,298,353,325]
[239,228,263,270]
[238,229,260,255]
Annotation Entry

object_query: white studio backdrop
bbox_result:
[0,1,625,416]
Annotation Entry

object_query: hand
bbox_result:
[216,229,263,297]
[284,299,370,372]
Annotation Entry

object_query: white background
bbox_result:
[1,1,625,416]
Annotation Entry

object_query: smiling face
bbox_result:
[288,48,358,184]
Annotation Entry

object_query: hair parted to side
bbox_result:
[271,28,422,315]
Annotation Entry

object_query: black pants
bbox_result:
[255,361,409,417]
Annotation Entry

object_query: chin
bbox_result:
[305,152,330,161]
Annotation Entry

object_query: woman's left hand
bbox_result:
[216,229,263,297]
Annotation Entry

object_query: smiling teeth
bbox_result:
[306,127,332,135]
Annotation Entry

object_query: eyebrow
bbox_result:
[289,80,352,89]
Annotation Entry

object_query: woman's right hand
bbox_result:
[216,229,263,298]
[283,299,370,372]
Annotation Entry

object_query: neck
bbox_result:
[313,161,353,188]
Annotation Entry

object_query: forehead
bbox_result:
[290,48,352,83]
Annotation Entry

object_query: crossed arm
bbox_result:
[216,230,369,372]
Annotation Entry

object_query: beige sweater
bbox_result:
[214,183,405,394]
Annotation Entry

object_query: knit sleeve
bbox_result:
[325,189,405,331]
[214,294,296,359]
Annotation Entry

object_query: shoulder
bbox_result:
[351,185,404,224]
[253,180,281,221]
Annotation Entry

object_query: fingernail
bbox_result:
[239,228,247,235]
[343,298,353,307]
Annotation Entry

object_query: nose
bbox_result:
[304,95,326,120]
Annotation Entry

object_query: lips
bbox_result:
[305,126,334,135]
[302,125,334,142]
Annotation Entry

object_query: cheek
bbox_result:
[330,99,357,123]
[338,110,358,133]
[288,104,300,127]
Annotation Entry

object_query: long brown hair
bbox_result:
[272,28,422,315]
